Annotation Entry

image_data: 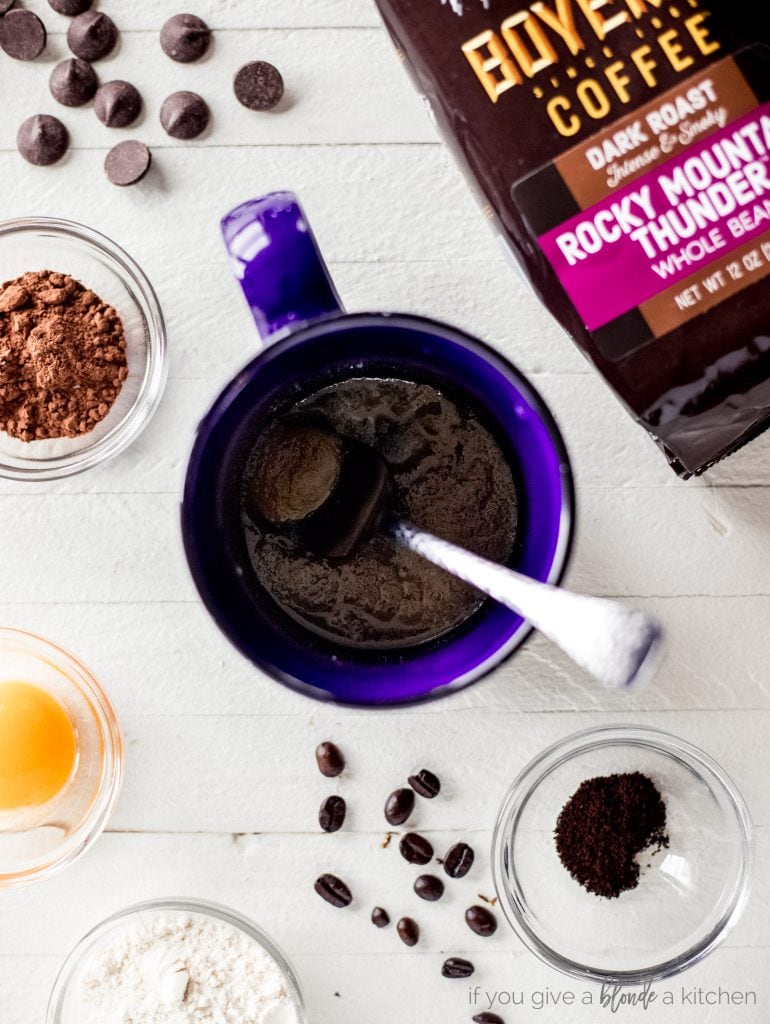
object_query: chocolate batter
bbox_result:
[241,378,518,650]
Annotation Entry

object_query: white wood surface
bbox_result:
[1,2,769,1022]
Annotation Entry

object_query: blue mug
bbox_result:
[182,192,574,705]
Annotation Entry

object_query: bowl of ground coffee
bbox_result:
[0,218,166,479]
[493,725,752,984]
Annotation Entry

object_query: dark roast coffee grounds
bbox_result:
[555,772,669,899]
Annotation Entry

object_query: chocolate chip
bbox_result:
[160,90,209,140]
[48,0,91,14]
[408,769,441,799]
[465,905,497,937]
[104,140,151,186]
[399,832,433,865]
[443,842,474,879]
[160,13,210,63]
[371,906,390,928]
[0,10,46,61]
[94,80,142,128]
[315,741,344,778]
[233,60,284,111]
[384,788,415,827]
[442,957,475,979]
[414,874,444,902]
[473,1015,505,1024]
[319,795,346,833]
[314,873,352,908]
[16,115,68,166]
[49,58,97,107]
[67,11,117,61]
[396,917,419,947]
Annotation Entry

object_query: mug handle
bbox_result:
[221,191,344,346]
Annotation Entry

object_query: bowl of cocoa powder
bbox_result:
[0,218,166,479]
[493,726,753,985]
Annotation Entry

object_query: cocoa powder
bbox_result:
[0,270,128,441]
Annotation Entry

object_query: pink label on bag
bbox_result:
[539,104,770,332]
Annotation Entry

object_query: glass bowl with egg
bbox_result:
[0,627,123,889]
[0,217,167,480]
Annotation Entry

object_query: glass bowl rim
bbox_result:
[491,723,754,986]
[46,896,308,1024]
[0,216,167,481]
[0,626,123,890]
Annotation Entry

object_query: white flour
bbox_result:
[78,912,300,1024]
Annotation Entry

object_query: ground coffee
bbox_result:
[0,270,127,441]
[375,1,770,477]
[555,772,669,899]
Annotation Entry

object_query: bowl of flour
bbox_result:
[47,898,306,1024]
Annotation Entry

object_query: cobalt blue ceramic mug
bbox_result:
[181,192,575,705]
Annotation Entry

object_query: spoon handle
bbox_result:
[389,520,663,691]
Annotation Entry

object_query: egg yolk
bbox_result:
[0,681,78,811]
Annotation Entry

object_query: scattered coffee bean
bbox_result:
[94,80,142,128]
[48,0,91,14]
[49,57,98,106]
[443,842,475,879]
[0,9,46,61]
[414,874,444,902]
[465,905,497,937]
[104,140,151,186]
[17,114,68,166]
[160,13,210,63]
[315,741,344,778]
[67,11,117,61]
[399,832,433,865]
[160,90,210,140]
[0,0,15,15]
[384,788,415,826]
[473,1014,505,1024]
[396,917,419,947]
[442,957,475,979]
[233,60,284,111]
[319,795,346,833]
[314,873,352,908]
[371,907,390,928]
[408,769,441,799]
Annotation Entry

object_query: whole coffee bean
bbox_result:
[465,905,498,937]
[48,0,92,14]
[385,787,415,826]
[234,60,284,111]
[399,832,433,865]
[414,874,444,902]
[408,769,441,799]
[371,906,390,928]
[104,140,151,186]
[473,1014,505,1024]
[160,13,211,63]
[319,795,346,833]
[315,741,344,778]
[160,90,210,140]
[443,842,475,879]
[396,917,419,947]
[67,11,117,61]
[94,81,142,128]
[314,873,352,908]
[0,9,46,61]
[442,957,475,979]
[49,58,98,107]
[17,115,68,166]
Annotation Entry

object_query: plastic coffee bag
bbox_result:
[375,0,770,476]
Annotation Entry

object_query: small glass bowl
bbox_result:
[0,627,123,889]
[493,725,753,985]
[47,898,308,1024]
[0,218,167,480]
